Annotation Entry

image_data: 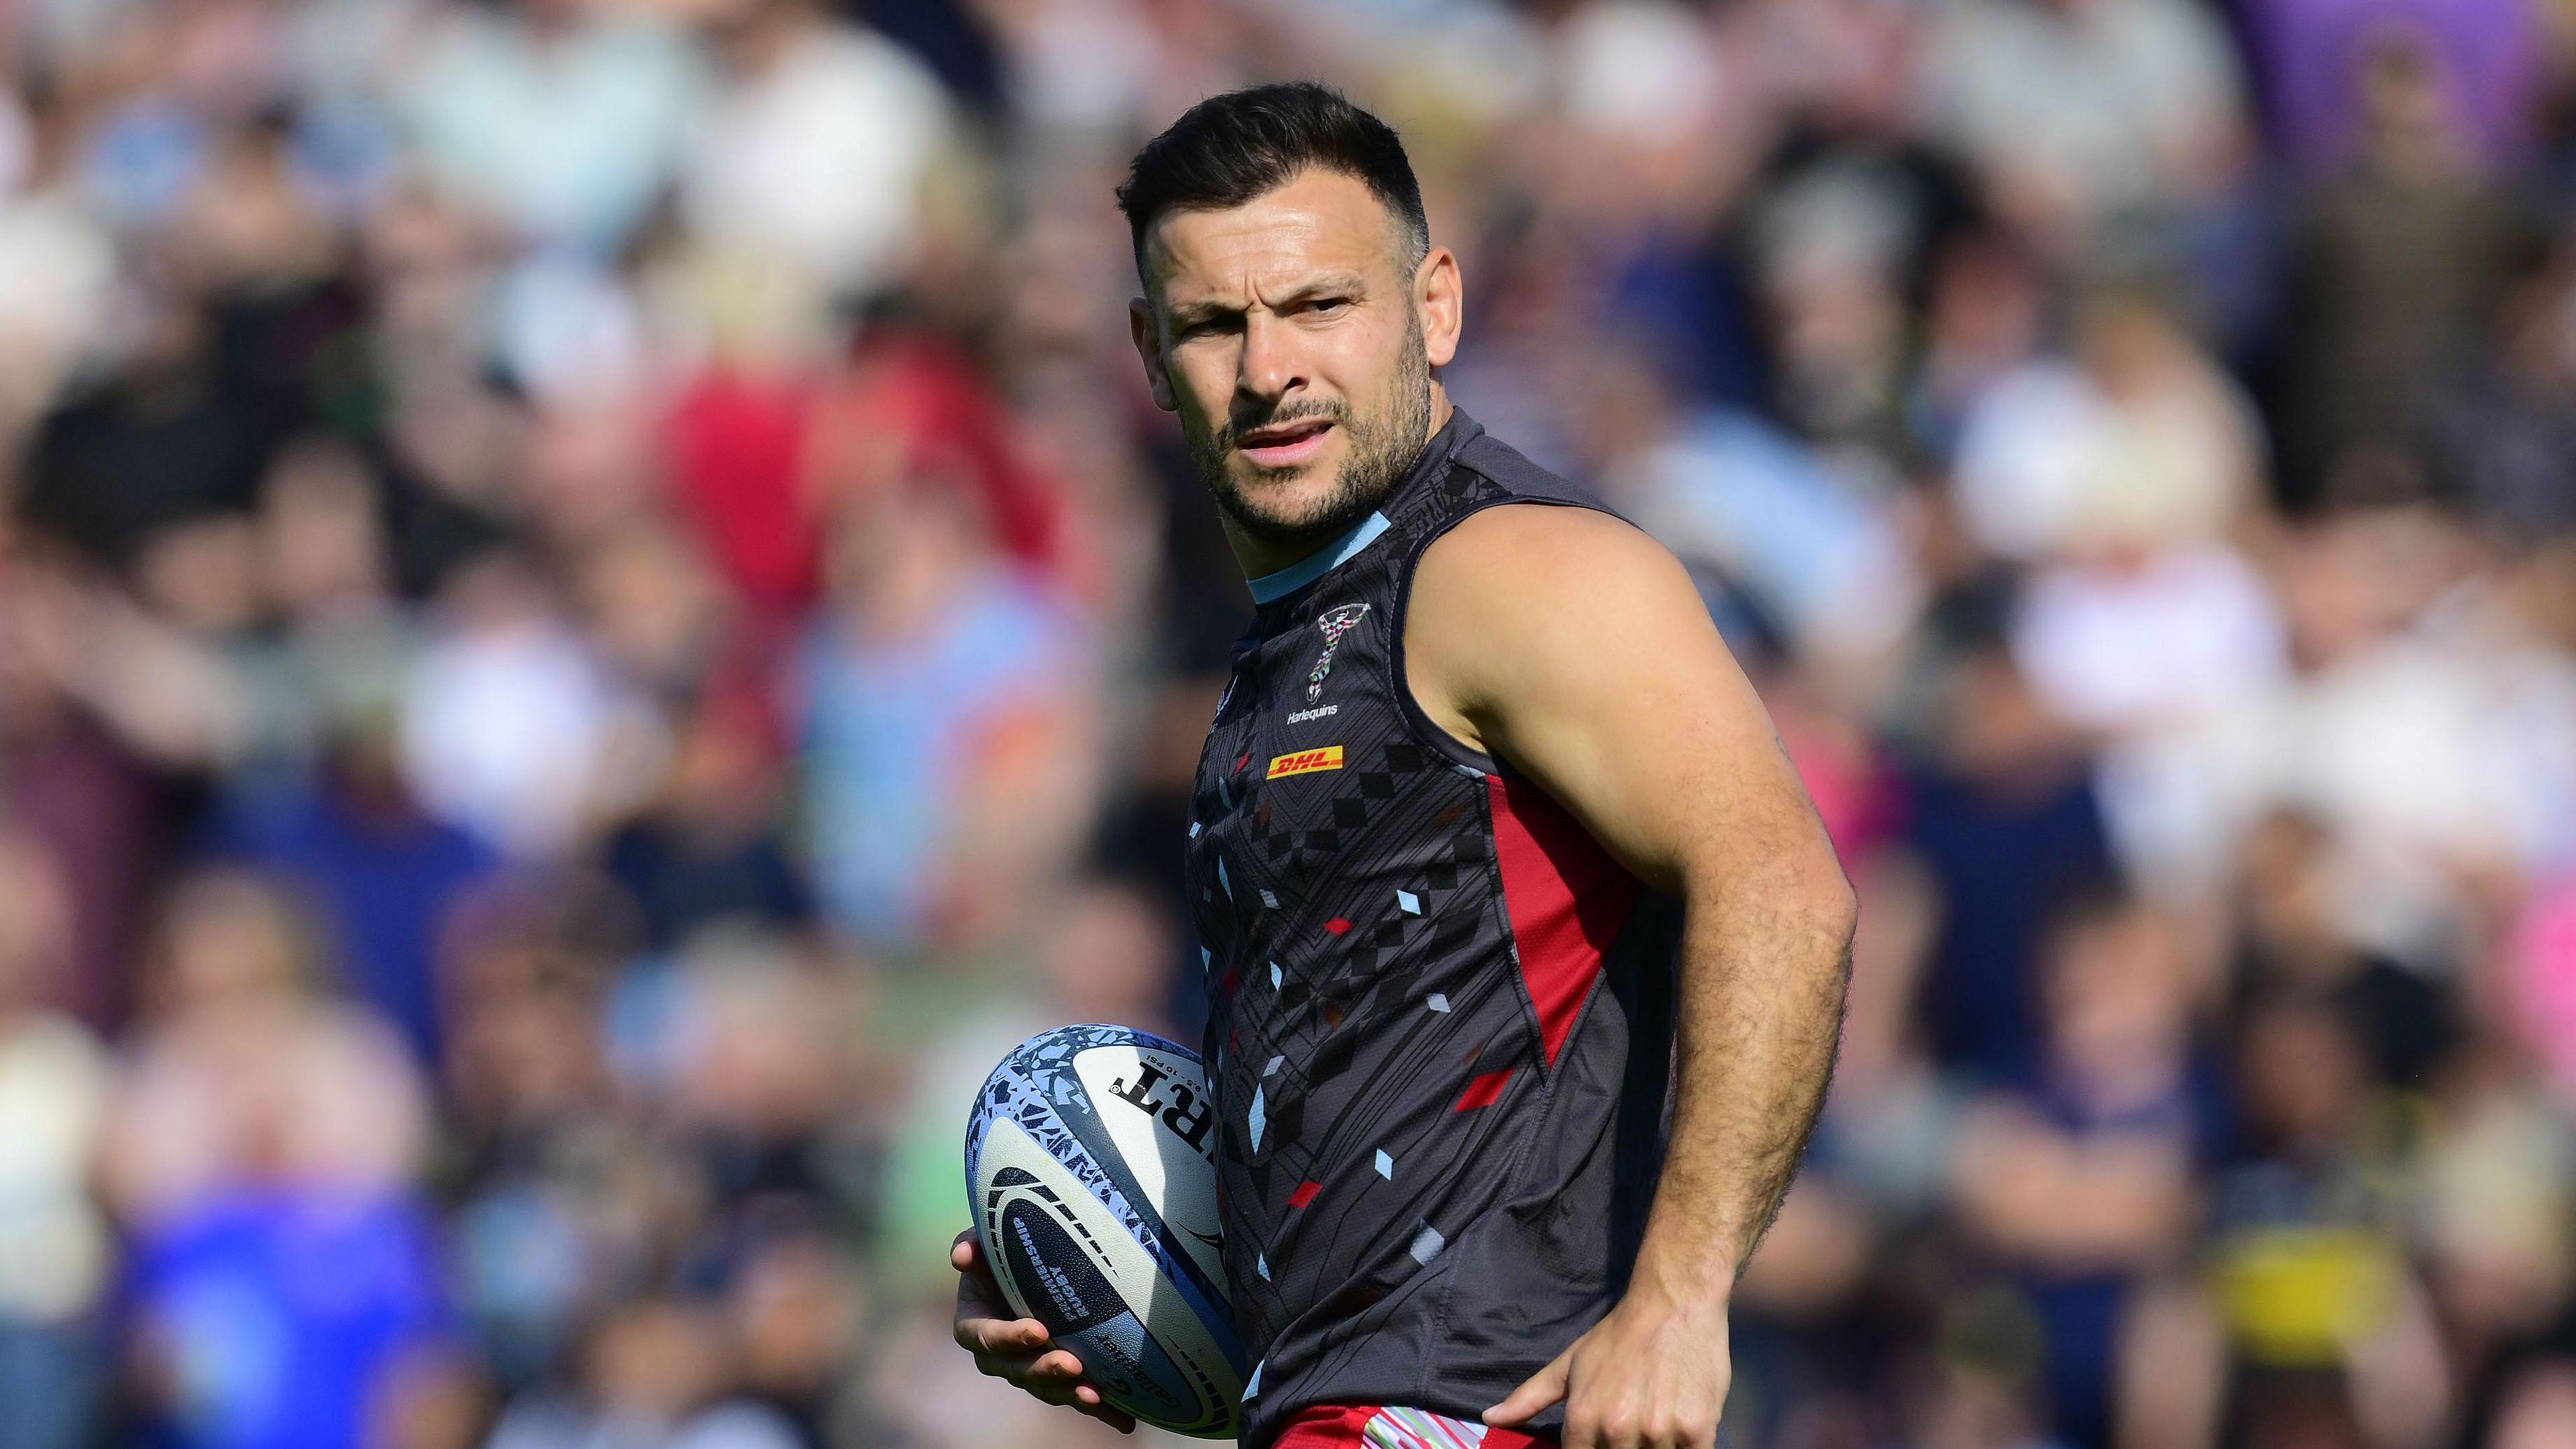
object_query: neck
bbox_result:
[1224,388,1450,581]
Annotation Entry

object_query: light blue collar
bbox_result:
[1245,511,1392,604]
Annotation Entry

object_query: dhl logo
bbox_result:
[1267,745,1345,779]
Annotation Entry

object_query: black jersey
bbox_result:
[1186,409,1682,1448]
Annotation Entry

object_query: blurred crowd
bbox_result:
[3,0,2576,1446]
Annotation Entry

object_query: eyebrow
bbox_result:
[1165,271,1371,331]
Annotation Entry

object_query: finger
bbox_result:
[955,1312,1051,1356]
[951,1238,1015,1325]
[1074,1396,1136,1434]
[1064,1380,1136,1434]
[971,1347,1045,1380]
[1027,1371,1136,1430]
[975,1346,1085,1388]
[1483,1347,1573,1427]
[951,1231,980,1269]
[1026,1348,1086,1381]
[952,1238,1002,1296]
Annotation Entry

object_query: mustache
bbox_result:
[1218,400,1348,452]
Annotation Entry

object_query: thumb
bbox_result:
[1483,1346,1572,1427]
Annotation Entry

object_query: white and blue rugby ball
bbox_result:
[964,1024,1242,1438]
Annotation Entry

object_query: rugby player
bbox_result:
[954,83,1854,1449]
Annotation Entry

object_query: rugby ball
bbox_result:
[964,1024,1242,1437]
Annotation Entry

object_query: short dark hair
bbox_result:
[1116,83,1429,287]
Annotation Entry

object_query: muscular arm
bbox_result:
[1406,504,1855,1448]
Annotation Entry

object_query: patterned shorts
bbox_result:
[1271,1403,1557,1448]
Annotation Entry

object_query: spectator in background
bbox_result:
[602,681,811,955]
[1952,287,2266,571]
[1907,229,2050,463]
[0,76,117,447]
[796,462,1091,954]
[400,549,662,862]
[2420,242,2576,543]
[484,1297,805,1449]
[232,438,417,758]
[1578,339,1925,665]
[662,362,826,628]
[0,549,171,1027]
[435,874,647,1394]
[2204,990,2443,1449]
[209,702,494,1063]
[654,932,869,1226]
[570,514,739,702]
[2279,27,2537,497]
[679,0,957,307]
[102,868,451,1449]
[2237,808,2459,1090]
[1899,626,2116,1084]
[0,832,113,1449]
[17,284,272,574]
[400,0,705,252]
[2249,0,2544,176]
[1949,881,2210,1448]
[206,435,496,1056]
[1919,0,2248,252]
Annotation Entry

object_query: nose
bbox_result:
[1236,309,1304,411]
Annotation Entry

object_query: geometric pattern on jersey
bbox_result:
[1270,1401,1559,1448]
[1187,409,1682,1449]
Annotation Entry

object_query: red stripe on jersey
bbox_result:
[1287,1179,1322,1208]
[1452,1066,1513,1112]
[1487,771,1640,1067]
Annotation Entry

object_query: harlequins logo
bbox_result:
[1307,603,1371,703]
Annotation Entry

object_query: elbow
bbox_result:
[1750,841,1855,986]
[1819,872,1858,993]
[1678,830,1856,969]
[1804,856,1859,1009]
[1804,849,1858,957]
[1826,869,1859,951]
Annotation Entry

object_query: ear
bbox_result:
[1415,246,1462,369]
[1128,297,1177,412]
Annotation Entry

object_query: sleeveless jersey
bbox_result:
[1186,409,1682,1448]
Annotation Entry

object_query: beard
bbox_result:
[1182,316,1434,549]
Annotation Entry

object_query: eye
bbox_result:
[1306,298,1348,316]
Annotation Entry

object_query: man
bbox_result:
[953,84,1854,1449]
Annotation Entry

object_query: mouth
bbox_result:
[1234,417,1335,468]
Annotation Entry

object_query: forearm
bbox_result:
[1627,871,1854,1309]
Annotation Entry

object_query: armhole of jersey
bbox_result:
[1385,491,1618,778]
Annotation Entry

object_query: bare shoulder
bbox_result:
[1406,501,1724,739]
[1413,500,1678,595]
[1409,503,1707,667]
